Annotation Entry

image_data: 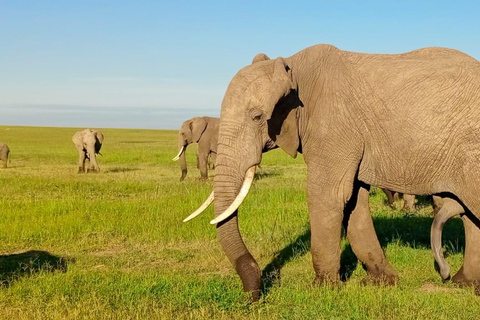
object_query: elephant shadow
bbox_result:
[261,215,464,296]
[0,250,71,287]
[106,167,140,173]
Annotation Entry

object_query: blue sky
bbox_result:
[1,1,479,129]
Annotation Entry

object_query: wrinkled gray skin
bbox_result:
[72,129,104,173]
[381,188,416,212]
[176,117,219,181]
[212,45,480,300]
[0,143,10,168]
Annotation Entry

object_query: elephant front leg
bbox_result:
[77,151,86,173]
[308,169,356,285]
[346,184,398,285]
[198,153,208,180]
[452,213,480,294]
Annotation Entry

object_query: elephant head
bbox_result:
[72,129,104,173]
[173,117,209,181]
[187,54,303,300]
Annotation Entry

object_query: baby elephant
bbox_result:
[72,129,104,173]
[0,143,10,168]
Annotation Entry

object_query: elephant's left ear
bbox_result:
[265,57,295,120]
[266,58,299,158]
[191,117,207,143]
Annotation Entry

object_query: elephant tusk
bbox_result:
[210,166,256,225]
[172,146,185,161]
[183,191,214,222]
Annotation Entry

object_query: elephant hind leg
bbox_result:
[430,197,464,281]
[402,194,416,212]
[346,183,398,285]
[452,211,480,292]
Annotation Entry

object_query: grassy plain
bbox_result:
[0,125,478,319]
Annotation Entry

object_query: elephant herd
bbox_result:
[177,44,480,300]
[1,128,105,173]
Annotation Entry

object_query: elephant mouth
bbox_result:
[172,146,186,161]
[183,166,256,224]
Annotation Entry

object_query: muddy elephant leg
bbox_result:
[198,152,208,180]
[452,213,480,292]
[346,184,398,284]
[77,151,86,173]
[430,197,464,280]
[402,194,416,212]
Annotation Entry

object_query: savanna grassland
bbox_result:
[0,125,478,319]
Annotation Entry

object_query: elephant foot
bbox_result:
[451,269,480,288]
[312,273,341,287]
[361,272,398,286]
[249,289,261,302]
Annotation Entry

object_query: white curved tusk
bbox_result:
[210,166,256,225]
[172,146,185,161]
[183,191,214,222]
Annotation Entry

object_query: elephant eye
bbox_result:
[250,108,264,123]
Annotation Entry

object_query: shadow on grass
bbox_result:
[106,167,140,173]
[261,215,465,297]
[254,170,280,180]
[0,250,71,287]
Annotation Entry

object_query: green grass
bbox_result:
[0,125,478,319]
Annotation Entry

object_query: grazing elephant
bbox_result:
[0,143,10,168]
[186,44,480,300]
[172,116,219,181]
[72,129,104,173]
[381,189,416,212]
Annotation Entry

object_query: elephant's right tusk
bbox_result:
[210,166,256,225]
[183,191,214,222]
[172,146,185,161]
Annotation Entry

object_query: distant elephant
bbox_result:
[172,116,219,181]
[381,189,416,212]
[185,45,480,300]
[0,143,10,168]
[72,129,104,173]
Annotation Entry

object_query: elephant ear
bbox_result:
[191,117,207,143]
[252,53,270,64]
[94,131,104,144]
[93,131,104,154]
[265,58,299,158]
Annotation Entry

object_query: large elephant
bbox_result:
[173,116,219,181]
[187,45,480,300]
[0,143,10,168]
[72,129,104,173]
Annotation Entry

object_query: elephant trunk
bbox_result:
[177,138,188,181]
[430,198,464,281]
[431,214,451,280]
[86,145,100,172]
[214,149,261,301]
